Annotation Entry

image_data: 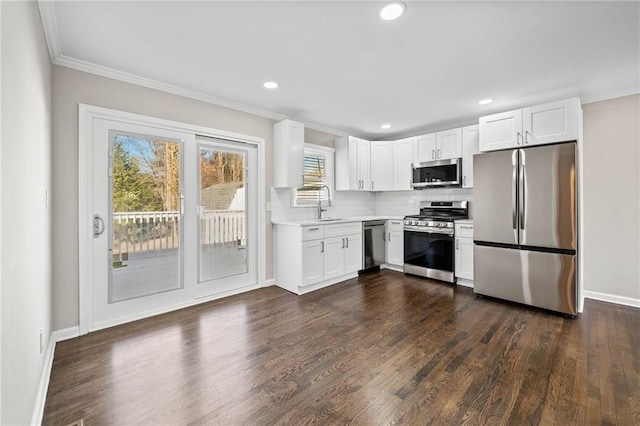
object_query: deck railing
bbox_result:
[112,210,245,256]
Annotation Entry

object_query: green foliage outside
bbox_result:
[112,142,163,212]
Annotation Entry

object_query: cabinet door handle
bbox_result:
[342,238,345,248]
[460,225,473,229]
[346,237,349,248]
[463,175,466,186]
[432,149,435,159]
[308,227,319,231]
[525,130,530,144]
[388,232,391,241]
[456,239,459,250]
[517,132,522,145]
[372,181,374,190]
[321,241,324,253]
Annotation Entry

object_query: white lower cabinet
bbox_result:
[344,233,363,274]
[323,236,346,280]
[302,239,323,286]
[275,222,363,295]
[455,222,474,285]
[385,220,404,268]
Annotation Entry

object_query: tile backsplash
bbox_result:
[375,188,474,218]
[271,187,473,220]
[271,188,376,221]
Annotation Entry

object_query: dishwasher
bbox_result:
[361,220,386,274]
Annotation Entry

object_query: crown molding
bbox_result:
[580,88,640,105]
[55,54,347,136]
[36,0,347,137]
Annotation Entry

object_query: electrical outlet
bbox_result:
[39,329,44,353]
[266,202,272,212]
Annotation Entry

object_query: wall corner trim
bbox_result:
[37,1,61,61]
[583,290,640,309]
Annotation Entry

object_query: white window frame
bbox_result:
[292,143,335,207]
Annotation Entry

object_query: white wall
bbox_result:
[1,2,53,424]
[582,94,640,305]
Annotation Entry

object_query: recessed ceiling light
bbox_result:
[381,124,392,129]
[263,81,279,89]
[478,98,494,105]
[380,2,406,21]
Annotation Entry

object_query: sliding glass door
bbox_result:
[89,118,258,331]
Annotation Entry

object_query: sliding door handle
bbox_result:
[93,214,105,238]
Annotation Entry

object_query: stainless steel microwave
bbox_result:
[411,158,462,188]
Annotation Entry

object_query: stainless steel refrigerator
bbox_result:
[473,142,577,316]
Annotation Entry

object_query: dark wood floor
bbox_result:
[43,270,640,425]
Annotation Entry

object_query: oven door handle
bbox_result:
[403,227,454,237]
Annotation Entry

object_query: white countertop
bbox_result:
[272,215,404,226]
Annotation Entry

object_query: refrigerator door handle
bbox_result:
[511,151,518,231]
[519,156,526,231]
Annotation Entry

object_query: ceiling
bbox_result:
[41,1,640,139]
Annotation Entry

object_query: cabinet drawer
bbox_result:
[301,225,324,241]
[387,220,404,232]
[455,223,474,238]
[324,222,362,238]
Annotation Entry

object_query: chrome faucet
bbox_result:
[317,184,332,219]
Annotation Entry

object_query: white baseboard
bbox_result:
[263,278,275,287]
[52,326,80,342]
[456,278,474,289]
[31,326,82,425]
[583,290,640,309]
[31,337,55,425]
[381,264,403,272]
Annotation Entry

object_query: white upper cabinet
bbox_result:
[336,136,371,191]
[462,125,479,188]
[394,137,415,191]
[415,130,462,162]
[370,141,395,191]
[273,119,305,188]
[436,128,463,160]
[479,109,522,151]
[415,133,437,163]
[479,97,580,152]
[523,98,580,146]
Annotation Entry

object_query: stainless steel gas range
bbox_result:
[403,201,469,283]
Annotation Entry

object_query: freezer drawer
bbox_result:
[474,245,577,315]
